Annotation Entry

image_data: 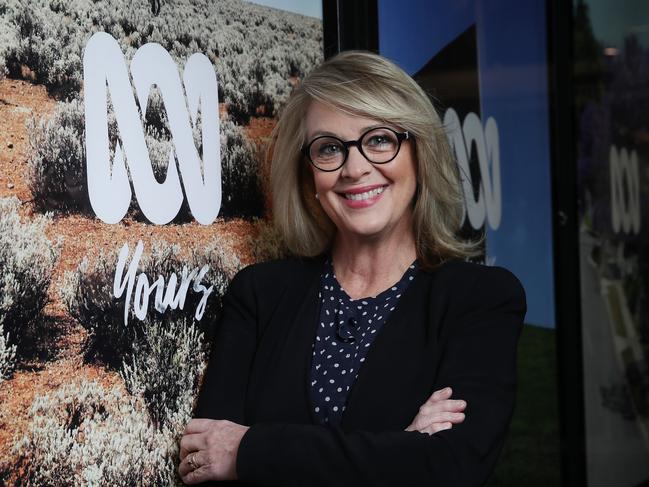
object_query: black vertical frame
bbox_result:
[322,0,378,57]
[547,0,587,485]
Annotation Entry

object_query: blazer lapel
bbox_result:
[291,259,323,424]
[246,257,323,424]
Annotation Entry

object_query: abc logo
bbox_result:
[609,145,641,235]
[83,32,221,225]
[444,108,501,231]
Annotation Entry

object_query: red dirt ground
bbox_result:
[0,79,56,202]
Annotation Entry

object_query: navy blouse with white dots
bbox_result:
[309,258,418,426]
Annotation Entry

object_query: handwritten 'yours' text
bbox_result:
[114,240,213,326]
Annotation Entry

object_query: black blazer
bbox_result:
[195,256,526,487]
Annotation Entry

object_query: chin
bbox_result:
[341,221,392,240]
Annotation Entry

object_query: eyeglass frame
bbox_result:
[302,126,411,172]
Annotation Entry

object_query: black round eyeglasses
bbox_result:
[302,126,410,172]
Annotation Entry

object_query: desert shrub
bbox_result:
[61,238,239,367]
[220,117,263,217]
[14,380,183,486]
[27,98,87,212]
[258,70,292,115]
[145,128,176,183]
[7,1,86,97]
[0,319,17,383]
[0,3,19,77]
[60,252,128,367]
[121,316,206,428]
[0,197,59,353]
[144,89,171,139]
[248,217,290,262]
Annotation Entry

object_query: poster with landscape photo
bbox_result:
[0,0,322,484]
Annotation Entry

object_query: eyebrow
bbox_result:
[307,124,392,140]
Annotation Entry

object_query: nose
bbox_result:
[340,145,372,179]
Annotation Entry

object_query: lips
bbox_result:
[335,184,388,208]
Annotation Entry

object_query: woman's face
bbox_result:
[304,101,418,243]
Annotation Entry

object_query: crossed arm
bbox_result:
[179,386,466,483]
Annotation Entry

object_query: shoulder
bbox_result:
[436,260,524,296]
[234,255,324,283]
[413,261,527,346]
[419,259,526,314]
[228,255,324,299]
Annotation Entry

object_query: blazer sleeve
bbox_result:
[194,265,258,422]
[235,266,526,487]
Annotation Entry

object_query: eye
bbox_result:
[319,142,343,156]
[367,135,390,146]
[311,138,344,160]
[364,131,397,151]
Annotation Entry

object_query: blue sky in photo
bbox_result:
[244,0,322,19]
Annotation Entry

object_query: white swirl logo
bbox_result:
[83,32,221,225]
[610,145,641,235]
[444,108,501,231]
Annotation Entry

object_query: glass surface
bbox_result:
[573,1,649,485]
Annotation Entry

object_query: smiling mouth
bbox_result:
[342,186,386,201]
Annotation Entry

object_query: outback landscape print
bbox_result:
[0,0,322,484]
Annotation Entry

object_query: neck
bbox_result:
[330,220,417,299]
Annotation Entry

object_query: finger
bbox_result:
[180,445,189,461]
[451,399,467,411]
[180,433,207,459]
[430,411,465,424]
[448,412,466,423]
[182,465,211,485]
[178,451,197,477]
[436,399,466,411]
[180,450,209,477]
[418,399,467,419]
[426,387,452,404]
[430,399,467,413]
[184,418,216,434]
[413,411,465,431]
[416,400,466,423]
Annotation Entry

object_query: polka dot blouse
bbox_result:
[309,258,418,426]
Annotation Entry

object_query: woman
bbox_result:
[178,51,526,486]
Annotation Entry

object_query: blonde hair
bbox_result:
[269,50,479,270]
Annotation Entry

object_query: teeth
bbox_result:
[344,186,385,201]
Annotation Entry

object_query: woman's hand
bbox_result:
[405,387,466,435]
[178,418,249,484]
